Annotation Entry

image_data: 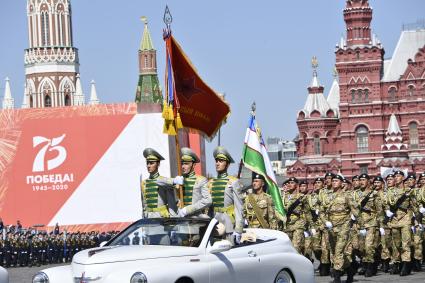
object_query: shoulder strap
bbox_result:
[247,194,269,229]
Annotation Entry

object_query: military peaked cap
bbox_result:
[343,178,351,184]
[143,148,165,161]
[314,177,324,183]
[359,173,370,180]
[252,172,265,181]
[405,173,416,181]
[181,147,200,163]
[213,146,235,163]
[352,175,359,181]
[386,173,395,179]
[300,180,308,185]
[419,173,425,180]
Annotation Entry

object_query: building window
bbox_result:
[351,89,356,103]
[144,55,148,68]
[409,122,419,149]
[41,12,50,46]
[30,96,33,108]
[359,165,368,175]
[408,85,415,96]
[364,89,369,102]
[45,95,52,107]
[314,135,321,155]
[356,126,369,153]
[64,94,71,106]
[357,89,363,103]
[389,87,396,101]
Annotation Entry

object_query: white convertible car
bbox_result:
[33,218,314,283]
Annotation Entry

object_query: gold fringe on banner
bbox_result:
[176,111,183,129]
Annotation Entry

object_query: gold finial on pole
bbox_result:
[141,16,147,25]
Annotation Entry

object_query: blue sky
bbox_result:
[1,1,424,174]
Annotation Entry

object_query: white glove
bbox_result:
[385,210,394,218]
[173,176,184,185]
[325,221,333,229]
[233,232,242,244]
[379,227,385,236]
[178,207,188,217]
[303,231,310,238]
[351,214,356,221]
[411,226,416,233]
[315,209,319,215]
[419,224,424,231]
[311,228,317,236]
[420,207,425,214]
[244,219,249,227]
[359,229,367,236]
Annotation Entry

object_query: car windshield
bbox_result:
[107,218,210,248]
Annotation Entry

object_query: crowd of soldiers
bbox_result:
[140,145,425,283]
[0,227,118,268]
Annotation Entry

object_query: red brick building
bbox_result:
[288,0,425,180]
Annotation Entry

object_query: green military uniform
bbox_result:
[412,176,424,271]
[282,180,308,255]
[353,174,384,276]
[378,175,393,272]
[320,174,359,280]
[208,147,244,234]
[306,178,324,263]
[179,147,212,217]
[344,176,360,269]
[140,148,178,218]
[384,171,417,275]
[244,173,277,229]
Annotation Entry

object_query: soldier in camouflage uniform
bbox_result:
[376,175,392,273]
[140,148,179,218]
[177,147,212,218]
[354,174,383,277]
[320,174,359,283]
[282,177,308,255]
[384,170,416,276]
[244,173,277,229]
[317,173,335,276]
[208,146,244,244]
[410,173,424,271]
[306,177,324,264]
[416,173,425,269]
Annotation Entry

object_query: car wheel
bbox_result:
[274,269,294,283]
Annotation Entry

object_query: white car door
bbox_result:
[207,243,261,283]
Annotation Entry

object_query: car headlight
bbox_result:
[130,272,147,283]
[32,272,49,283]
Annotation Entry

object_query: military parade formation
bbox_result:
[0,227,118,268]
[140,145,425,283]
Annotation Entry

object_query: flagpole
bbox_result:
[238,102,256,179]
[164,6,184,208]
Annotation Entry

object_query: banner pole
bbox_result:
[174,124,184,208]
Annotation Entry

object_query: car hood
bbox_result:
[73,245,200,265]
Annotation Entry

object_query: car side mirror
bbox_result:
[99,241,108,247]
[208,240,232,254]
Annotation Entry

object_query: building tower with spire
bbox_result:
[288,0,425,178]
[89,80,100,105]
[135,17,162,104]
[2,77,15,109]
[24,0,82,108]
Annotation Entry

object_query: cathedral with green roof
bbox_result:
[135,17,162,104]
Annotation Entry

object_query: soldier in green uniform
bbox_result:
[385,170,416,276]
[355,174,383,277]
[416,173,425,270]
[317,173,335,276]
[409,173,423,271]
[177,147,212,218]
[140,148,179,218]
[308,177,325,270]
[320,174,359,283]
[345,175,361,274]
[376,175,391,273]
[244,173,277,229]
[208,146,244,244]
[282,177,308,255]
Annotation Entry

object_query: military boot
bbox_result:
[365,262,374,277]
[382,259,390,273]
[400,261,411,276]
[358,262,366,275]
[332,270,342,283]
[413,259,422,271]
[319,263,330,276]
[389,262,400,274]
[346,263,356,283]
